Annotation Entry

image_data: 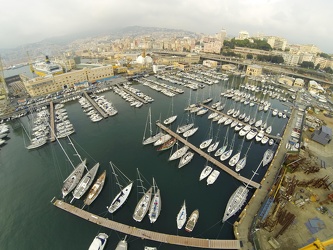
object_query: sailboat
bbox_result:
[142,108,164,145]
[178,151,194,168]
[215,127,229,157]
[115,236,128,250]
[183,127,198,138]
[71,162,99,202]
[49,126,88,199]
[199,121,213,149]
[148,179,161,223]
[133,169,152,222]
[83,170,106,206]
[235,141,253,172]
[169,144,189,161]
[229,137,245,167]
[185,209,199,232]
[220,134,236,161]
[199,165,213,181]
[207,124,221,153]
[88,232,108,250]
[207,170,220,185]
[177,95,194,134]
[262,149,274,167]
[163,96,177,125]
[107,162,133,213]
[176,200,187,230]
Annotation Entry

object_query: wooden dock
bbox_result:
[116,84,148,104]
[49,101,55,142]
[200,104,282,140]
[156,122,261,189]
[52,199,241,249]
[83,92,108,118]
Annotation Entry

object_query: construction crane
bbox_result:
[299,237,333,250]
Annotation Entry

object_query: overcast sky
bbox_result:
[1,0,332,52]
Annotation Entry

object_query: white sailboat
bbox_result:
[115,236,128,250]
[199,121,213,149]
[183,127,198,138]
[178,151,194,168]
[215,127,229,157]
[220,134,236,161]
[235,141,253,172]
[262,149,274,167]
[207,124,221,153]
[88,233,108,250]
[71,162,100,202]
[107,162,133,213]
[142,108,164,145]
[169,144,189,161]
[199,165,213,181]
[229,137,245,167]
[176,200,187,230]
[133,169,152,222]
[148,179,161,223]
[207,170,220,185]
[163,96,177,125]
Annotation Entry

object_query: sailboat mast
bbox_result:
[110,162,123,190]
[67,136,88,171]
[149,107,153,136]
[48,123,75,169]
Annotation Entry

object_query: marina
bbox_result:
[0,68,292,249]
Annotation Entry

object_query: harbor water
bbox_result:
[0,69,289,249]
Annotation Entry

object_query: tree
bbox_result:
[246,54,253,59]
[300,61,314,69]
[324,67,333,74]
[315,64,320,70]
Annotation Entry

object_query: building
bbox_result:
[293,78,305,88]
[155,53,200,65]
[278,76,294,86]
[203,60,218,68]
[266,36,287,51]
[282,53,300,66]
[308,80,325,95]
[246,64,262,76]
[221,64,237,71]
[174,62,190,71]
[311,126,332,145]
[203,40,222,54]
[238,31,249,40]
[23,65,114,97]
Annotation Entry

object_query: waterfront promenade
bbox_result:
[233,103,297,249]
[52,198,241,249]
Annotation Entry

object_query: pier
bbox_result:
[52,199,241,249]
[83,92,108,118]
[49,101,55,142]
[156,122,261,189]
[200,104,282,140]
[116,84,148,104]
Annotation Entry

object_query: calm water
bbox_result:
[0,72,288,249]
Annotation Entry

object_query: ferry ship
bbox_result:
[33,56,63,76]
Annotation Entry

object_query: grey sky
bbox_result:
[1,0,332,52]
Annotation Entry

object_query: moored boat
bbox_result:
[88,232,108,250]
[71,163,100,201]
[178,151,194,168]
[183,127,198,138]
[176,200,187,230]
[207,170,220,185]
[157,137,176,151]
[262,149,274,167]
[169,145,189,161]
[199,165,213,181]
[84,170,106,206]
[148,184,161,223]
[222,186,248,222]
[133,187,152,222]
[62,159,87,198]
[185,209,199,232]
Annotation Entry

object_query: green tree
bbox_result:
[246,54,253,59]
[324,67,333,74]
[315,64,320,70]
[300,61,314,69]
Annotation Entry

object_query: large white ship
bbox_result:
[222,185,248,222]
[33,56,63,76]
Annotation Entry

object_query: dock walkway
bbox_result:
[156,122,261,189]
[83,92,108,118]
[116,84,148,104]
[52,199,241,249]
[49,101,55,142]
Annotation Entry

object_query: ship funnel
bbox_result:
[45,56,50,64]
